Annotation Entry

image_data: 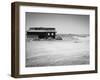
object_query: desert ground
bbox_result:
[26,35,90,67]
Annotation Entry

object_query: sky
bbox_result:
[26,12,89,34]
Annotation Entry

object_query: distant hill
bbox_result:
[56,34,89,41]
[56,34,89,37]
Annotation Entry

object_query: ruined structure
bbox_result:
[27,27,56,40]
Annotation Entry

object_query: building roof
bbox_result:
[30,27,55,30]
[27,27,56,32]
[27,30,56,32]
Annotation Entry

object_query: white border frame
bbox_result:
[19,6,95,74]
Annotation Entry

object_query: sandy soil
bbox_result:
[26,37,89,67]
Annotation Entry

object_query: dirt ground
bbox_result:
[26,37,89,67]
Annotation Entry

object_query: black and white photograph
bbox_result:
[11,2,97,78]
[25,12,90,67]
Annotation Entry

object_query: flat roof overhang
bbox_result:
[27,30,56,33]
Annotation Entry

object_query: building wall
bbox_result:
[27,32,55,39]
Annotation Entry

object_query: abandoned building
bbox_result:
[26,27,56,40]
